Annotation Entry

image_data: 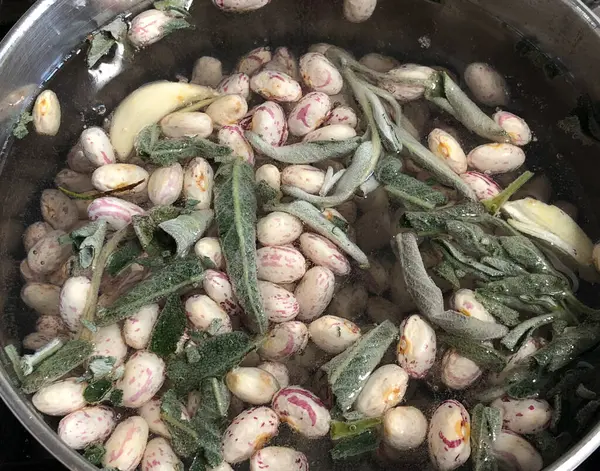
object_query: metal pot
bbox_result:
[1,0,600,470]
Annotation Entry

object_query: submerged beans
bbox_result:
[491,397,552,434]
[379,64,435,102]
[226,367,280,404]
[218,125,255,164]
[138,398,176,439]
[460,171,501,200]
[40,189,78,231]
[467,143,526,174]
[91,164,149,194]
[117,351,166,408]
[23,221,52,252]
[288,92,332,136]
[202,269,241,316]
[148,162,184,206]
[299,53,344,95]
[299,232,351,275]
[359,52,400,72]
[141,437,182,471]
[272,386,331,438]
[397,315,437,379]
[257,211,303,246]
[185,294,232,334]
[32,378,87,416]
[303,123,357,142]
[67,142,96,173]
[218,73,251,100]
[194,237,225,269]
[256,164,281,191]
[250,101,288,146]
[22,282,61,315]
[250,446,308,471]
[264,47,300,80]
[489,337,546,385]
[428,128,468,174]
[88,197,144,230]
[160,111,214,138]
[237,46,272,76]
[59,276,91,331]
[428,400,471,471]
[128,10,174,48]
[383,406,428,451]
[250,70,302,102]
[355,364,409,418]
[258,361,290,389]
[309,315,361,354]
[58,406,116,449]
[36,315,67,336]
[33,90,61,136]
[222,407,280,464]
[124,303,160,349]
[256,245,307,283]
[80,126,116,167]
[28,230,72,275]
[464,62,509,107]
[258,321,309,360]
[258,281,300,322]
[492,431,543,471]
[93,324,128,367]
[324,105,358,128]
[183,157,214,210]
[54,169,94,193]
[441,350,482,390]
[191,56,223,87]
[205,95,248,127]
[103,416,149,471]
[452,289,496,323]
[294,266,336,321]
[281,165,325,194]
[493,111,532,146]
[343,0,378,23]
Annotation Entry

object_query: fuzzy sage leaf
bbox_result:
[132,205,180,256]
[159,209,214,258]
[440,333,507,372]
[150,294,187,359]
[70,220,108,270]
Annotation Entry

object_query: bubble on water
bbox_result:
[91,104,107,116]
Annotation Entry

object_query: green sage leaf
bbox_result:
[13,111,33,139]
[534,324,600,372]
[330,417,382,440]
[199,377,230,419]
[474,292,520,327]
[132,205,180,256]
[159,209,214,258]
[440,333,507,372]
[470,404,499,471]
[105,239,143,276]
[330,429,380,460]
[499,235,556,275]
[161,389,201,458]
[445,220,503,258]
[150,294,187,359]
[70,220,108,269]
[404,202,486,234]
[83,444,106,466]
[501,313,560,351]
[83,379,114,404]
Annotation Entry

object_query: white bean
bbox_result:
[467,143,525,175]
[344,0,377,23]
[103,416,149,471]
[22,282,61,316]
[183,157,214,210]
[492,431,543,471]
[148,163,184,206]
[359,52,399,72]
[59,276,91,330]
[259,281,300,322]
[117,351,166,408]
[491,397,552,434]
[383,406,428,451]
[160,111,213,138]
[308,315,361,354]
[428,400,471,471]
[299,232,351,276]
[294,266,335,321]
[205,95,248,127]
[141,437,182,471]
[194,237,224,269]
[218,125,255,164]
[124,304,160,350]
[88,196,144,230]
[222,406,279,463]
[93,324,128,367]
[272,386,331,438]
[258,321,309,360]
[32,378,87,416]
[257,245,306,283]
[251,70,302,102]
[202,269,241,316]
[58,406,116,450]
[80,126,116,167]
[354,364,409,418]
[258,361,290,389]
[138,397,179,439]
[397,314,437,379]
[460,171,501,200]
[300,53,344,95]
[441,350,482,390]
[91,163,149,194]
[128,10,174,48]
[249,101,288,146]
[185,294,232,334]
[464,62,509,107]
[33,89,61,136]
[493,111,532,146]
[288,92,332,136]
[324,105,358,128]
[237,47,272,76]
[303,124,357,142]
[256,164,281,191]
[226,367,280,404]
[257,211,303,246]
[218,73,251,100]
[250,446,309,471]
[264,47,300,81]
[428,128,468,174]
[452,289,496,322]
[191,56,223,87]
[281,165,325,194]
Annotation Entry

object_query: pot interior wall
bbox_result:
[1,0,600,469]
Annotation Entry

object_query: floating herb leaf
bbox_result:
[256,180,281,209]
[83,444,106,467]
[214,160,267,335]
[330,429,380,460]
[330,417,382,440]
[322,320,397,412]
[21,340,94,394]
[440,333,507,372]
[434,238,505,278]
[83,378,114,404]
[13,111,33,139]
[482,171,534,215]
[434,260,461,289]
[474,292,520,327]
[167,331,255,395]
[446,220,503,258]
[364,88,403,153]
[70,220,108,270]
[132,205,180,256]
[534,324,600,372]
[481,274,569,299]
[404,202,486,234]
[159,210,214,258]
[105,240,143,276]
[434,310,509,340]
[86,356,117,381]
[199,377,230,419]
[161,389,201,458]
[470,404,499,471]
[501,313,560,351]
[87,18,127,68]
[97,258,205,326]
[150,294,187,359]
[3,345,24,382]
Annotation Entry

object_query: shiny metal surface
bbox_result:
[1,1,600,470]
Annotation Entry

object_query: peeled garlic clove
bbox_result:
[33,90,61,136]
[493,111,532,146]
[427,128,468,174]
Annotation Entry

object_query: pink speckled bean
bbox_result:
[250,446,309,471]
[258,361,290,389]
[226,367,280,404]
[308,315,361,354]
[464,62,509,107]
[303,123,357,142]
[128,10,173,48]
[23,221,53,252]
[103,416,149,471]
[93,324,128,367]
[32,378,87,416]
[441,350,482,390]
[195,237,225,270]
[59,276,91,331]
[218,125,255,164]
[460,171,501,200]
[40,189,79,231]
[258,280,300,322]
[92,164,149,194]
[247,101,288,146]
[251,70,302,102]
[160,111,213,139]
[467,143,525,175]
[397,315,437,379]
[202,269,241,316]
[185,294,232,334]
[272,386,331,438]
[141,437,182,471]
[428,128,468,175]
[379,64,436,102]
[67,142,96,173]
[88,197,144,230]
[359,52,400,72]
[258,321,309,361]
[288,92,332,136]
[117,351,166,408]
[21,282,61,316]
[236,46,272,76]
[124,304,160,350]
[493,110,532,146]
[491,397,552,434]
[452,289,496,323]
[428,400,471,471]
[257,211,303,246]
[492,431,543,471]
[27,230,72,275]
[58,406,116,450]
[294,266,335,321]
[35,315,67,336]
[183,157,214,210]
[281,165,325,194]
[80,126,116,167]
[256,245,306,283]
[255,164,281,191]
[218,73,251,100]
[264,47,300,81]
[222,406,279,463]
[138,397,185,439]
[299,232,351,276]
[299,53,344,95]
[324,105,358,128]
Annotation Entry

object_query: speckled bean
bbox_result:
[256,164,281,192]
[88,196,144,230]
[324,105,358,128]
[128,9,174,48]
[222,406,279,463]
[272,386,331,438]
[460,171,501,200]
[93,324,128,367]
[467,143,526,175]
[441,350,482,390]
[23,221,52,252]
[58,276,91,331]
[80,126,116,167]
[258,361,290,389]
[67,142,96,173]
[464,62,509,107]
[92,163,149,194]
[40,189,79,231]
[194,237,225,269]
[397,315,436,379]
[259,281,300,322]
[264,47,300,81]
[258,321,309,360]
[183,157,214,210]
[58,406,116,450]
[28,230,72,275]
[248,101,288,146]
[124,304,160,350]
[237,46,272,76]
[452,289,496,323]
[309,315,361,354]
[32,378,87,416]
[299,53,344,95]
[218,125,255,164]
[33,89,61,136]
[103,416,149,471]
[428,400,471,471]
[226,367,280,404]
[54,169,94,193]
[218,73,251,100]
[138,397,179,439]
[147,162,184,206]
[428,128,468,174]
[20,259,44,283]
[492,431,543,471]
[160,111,214,138]
[383,406,428,451]
[493,111,532,146]
[206,95,248,127]
[203,269,241,316]
[299,232,351,275]
[141,437,182,471]
[250,446,309,471]
[21,282,61,316]
[294,266,335,321]
[491,397,552,434]
[185,294,232,334]
[250,70,302,102]
[288,92,332,136]
[281,165,325,194]
[257,245,306,283]
[117,351,166,408]
[36,315,67,336]
[303,123,357,142]
[257,211,303,246]
[344,0,377,22]
[191,56,223,87]
[355,364,409,418]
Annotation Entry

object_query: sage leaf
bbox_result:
[474,292,520,327]
[475,292,549,315]
[214,160,267,335]
[83,378,114,404]
[364,88,403,153]
[166,331,254,395]
[434,238,505,278]
[499,235,557,276]
[256,180,281,209]
[87,356,117,380]
[330,417,382,440]
[322,320,398,411]
[266,200,369,268]
[97,258,205,326]
[481,274,569,299]
[12,111,33,139]
[439,333,507,372]
[87,18,127,68]
[150,294,187,359]
[435,310,509,340]
[159,210,214,258]
[534,324,600,372]
[3,345,24,382]
[199,377,230,419]
[501,313,560,351]
[404,202,486,234]
[437,244,492,282]
[21,340,94,394]
[105,239,143,276]
[480,256,528,277]
[245,131,361,163]
[575,399,600,433]
[193,416,223,467]
[434,261,461,289]
[83,444,106,467]
[470,404,499,471]
[132,205,180,256]
[330,429,380,460]
[70,220,108,269]
[445,220,503,258]
[161,389,201,458]
[482,171,534,215]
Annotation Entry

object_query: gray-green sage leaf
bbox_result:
[159,210,214,258]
